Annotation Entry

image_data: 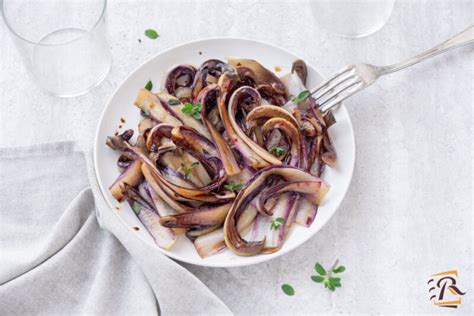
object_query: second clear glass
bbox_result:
[310,0,395,38]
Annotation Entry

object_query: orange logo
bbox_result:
[428,270,466,308]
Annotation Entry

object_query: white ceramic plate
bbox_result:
[94,38,355,267]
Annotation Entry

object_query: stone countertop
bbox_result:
[1,0,472,314]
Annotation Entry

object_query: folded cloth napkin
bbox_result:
[0,142,231,315]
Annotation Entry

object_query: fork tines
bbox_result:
[311,65,363,112]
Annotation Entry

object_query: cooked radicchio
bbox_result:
[106,58,337,257]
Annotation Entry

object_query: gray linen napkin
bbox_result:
[0,142,231,315]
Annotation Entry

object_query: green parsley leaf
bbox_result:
[292,90,311,103]
[144,29,159,39]
[315,262,326,276]
[270,217,285,230]
[193,103,203,120]
[145,80,153,91]
[270,146,287,156]
[224,181,243,192]
[326,281,336,291]
[312,259,344,292]
[131,201,141,214]
[168,98,180,106]
[329,277,341,288]
[281,284,295,296]
[181,102,202,120]
[182,102,193,114]
[181,161,199,179]
[333,266,345,273]
[311,275,325,283]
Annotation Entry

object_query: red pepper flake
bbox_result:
[198,51,202,55]
[118,125,122,129]
[132,226,140,231]
[114,206,120,210]
[120,117,125,123]
[114,131,119,136]
[274,66,282,72]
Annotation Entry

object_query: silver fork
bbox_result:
[312,25,474,113]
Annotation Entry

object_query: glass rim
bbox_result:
[1,0,107,47]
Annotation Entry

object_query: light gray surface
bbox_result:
[1,0,472,314]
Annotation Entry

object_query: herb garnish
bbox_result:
[181,162,199,179]
[224,181,243,192]
[270,217,285,230]
[281,284,295,296]
[311,259,345,291]
[271,146,287,156]
[145,80,153,91]
[144,29,159,39]
[131,201,141,214]
[182,102,202,120]
[168,98,180,106]
[292,90,311,104]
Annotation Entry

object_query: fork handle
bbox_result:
[378,25,474,75]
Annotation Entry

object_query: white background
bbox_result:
[0,0,472,314]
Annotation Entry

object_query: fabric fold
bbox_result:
[0,142,231,315]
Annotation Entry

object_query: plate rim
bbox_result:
[93,36,356,268]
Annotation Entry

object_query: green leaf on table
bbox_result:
[333,265,345,274]
[315,262,326,276]
[328,277,341,288]
[144,29,159,39]
[312,259,344,292]
[325,281,336,291]
[145,80,153,91]
[281,284,295,296]
[311,275,325,283]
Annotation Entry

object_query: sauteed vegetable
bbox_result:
[106,58,337,257]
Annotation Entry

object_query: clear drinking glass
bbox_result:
[310,0,395,38]
[2,0,112,97]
